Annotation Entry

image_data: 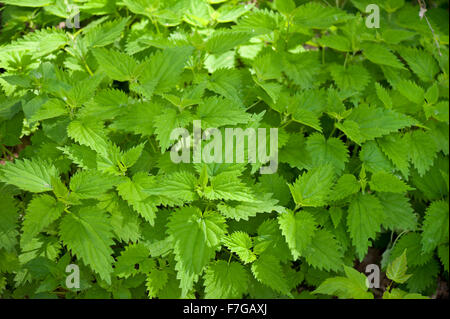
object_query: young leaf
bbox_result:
[387,250,412,284]
[223,232,256,264]
[314,266,373,299]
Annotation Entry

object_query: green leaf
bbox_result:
[424,83,439,105]
[406,259,440,293]
[389,233,433,267]
[305,133,349,174]
[197,97,250,128]
[314,266,373,299]
[67,119,109,157]
[282,52,322,90]
[317,34,351,52]
[216,3,254,23]
[1,0,52,6]
[223,231,256,264]
[396,79,424,104]
[0,158,59,193]
[153,108,192,152]
[347,193,384,260]
[336,105,417,144]
[329,64,370,92]
[59,144,98,170]
[378,133,410,177]
[369,171,413,193]
[398,47,439,82]
[167,207,227,297]
[70,170,123,199]
[0,0,448,299]
[134,47,194,98]
[204,261,249,298]
[288,165,335,208]
[252,52,283,81]
[387,249,412,284]
[258,174,291,206]
[204,68,242,103]
[278,210,317,259]
[92,48,141,82]
[254,219,292,263]
[377,193,417,232]
[22,194,65,245]
[2,28,68,58]
[110,199,141,243]
[251,254,291,295]
[330,174,360,201]
[205,30,253,54]
[235,8,279,35]
[303,229,344,272]
[405,130,439,177]
[217,193,283,221]
[122,0,160,18]
[84,18,129,48]
[202,172,256,202]
[146,269,169,298]
[110,101,160,137]
[375,83,393,109]
[144,171,198,205]
[116,173,158,224]
[122,143,146,168]
[30,98,68,122]
[438,244,449,272]
[274,0,296,15]
[424,101,450,123]
[114,243,153,278]
[60,207,114,284]
[361,43,405,69]
[383,288,429,299]
[421,201,449,253]
[0,194,18,252]
[292,2,351,29]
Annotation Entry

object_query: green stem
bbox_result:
[285,18,292,44]
[228,251,233,264]
[246,99,262,111]
[84,60,94,76]
[280,119,293,129]
[151,17,161,35]
[328,124,337,138]
[391,230,409,248]
[343,52,349,68]
[1,144,14,158]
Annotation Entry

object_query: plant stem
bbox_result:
[0,144,14,158]
[343,52,349,68]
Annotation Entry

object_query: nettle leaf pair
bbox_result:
[0,0,448,299]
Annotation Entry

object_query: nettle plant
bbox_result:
[0,0,448,299]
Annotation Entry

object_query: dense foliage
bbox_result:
[0,0,448,299]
